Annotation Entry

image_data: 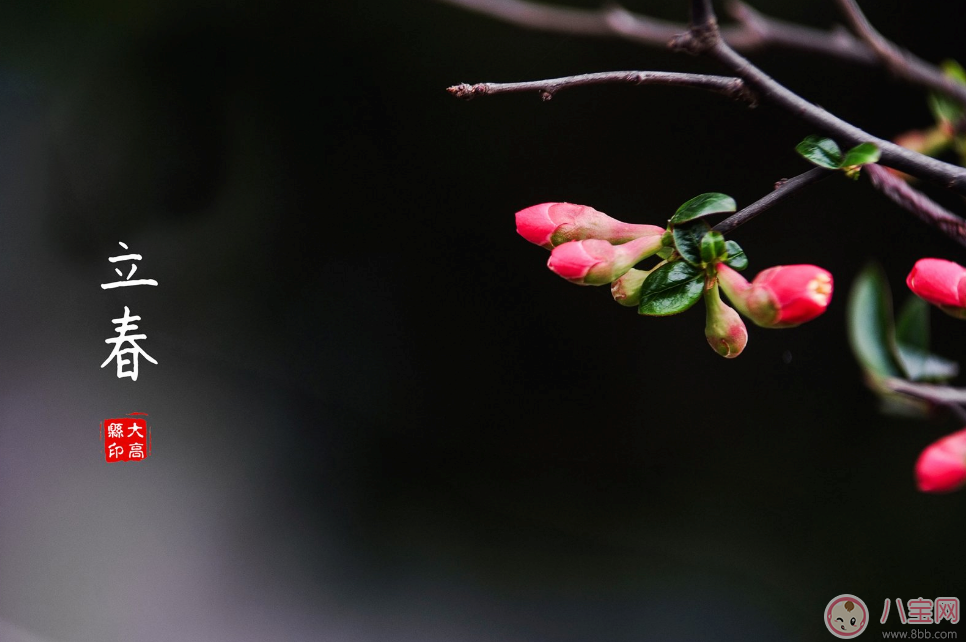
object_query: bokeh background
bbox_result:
[1,1,965,640]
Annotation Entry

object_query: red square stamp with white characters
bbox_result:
[101,414,152,462]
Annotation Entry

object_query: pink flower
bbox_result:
[915,427,966,493]
[547,235,664,286]
[704,281,747,358]
[906,258,966,318]
[515,202,664,250]
[716,263,833,328]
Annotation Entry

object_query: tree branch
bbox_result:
[712,168,833,235]
[437,0,879,64]
[706,41,966,194]
[836,0,966,107]
[446,71,753,102]
[881,378,966,423]
[434,0,613,35]
[689,0,716,32]
[443,0,966,193]
[864,163,966,248]
[722,2,875,65]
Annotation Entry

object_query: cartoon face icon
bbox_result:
[825,595,869,638]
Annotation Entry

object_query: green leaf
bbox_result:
[928,93,963,128]
[722,240,747,271]
[894,296,959,382]
[847,263,901,379]
[670,193,736,225]
[699,231,726,264]
[671,219,711,267]
[796,135,843,169]
[895,344,959,382]
[841,142,881,167]
[895,296,929,352]
[638,260,706,316]
[928,60,966,127]
[942,59,966,85]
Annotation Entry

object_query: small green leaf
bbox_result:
[670,193,736,225]
[796,135,843,169]
[699,231,726,264]
[722,240,747,271]
[841,143,881,168]
[847,263,901,379]
[928,60,966,128]
[928,93,963,128]
[671,220,710,267]
[941,59,966,85]
[638,260,706,316]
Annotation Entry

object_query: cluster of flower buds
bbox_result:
[516,200,834,358]
[516,202,666,284]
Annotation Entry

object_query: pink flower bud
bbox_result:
[906,258,966,319]
[547,235,664,286]
[716,263,833,328]
[915,427,966,493]
[515,202,664,250]
[704,281,747,358]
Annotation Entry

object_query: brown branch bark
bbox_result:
[836,0,966,107]
[446,71,753,102]
[865,164,966,248]
[713,168,833,235]
[437,0,877,63]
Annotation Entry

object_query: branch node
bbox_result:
[447,83,485,100]
[669,20,720,55]
[733,79,759,107]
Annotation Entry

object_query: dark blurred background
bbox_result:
[0,1,964,640]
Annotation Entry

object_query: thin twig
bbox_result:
[446,71,753,102]
[434,0,613,35]
[864,163,966,248]
[882,378,966,423]
[836,0,966,107]
[713,168,833,235]
[723,1,876,65]
[437,0,878,64]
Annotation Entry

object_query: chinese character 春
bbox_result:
[101,306,157,381]
[100,242,158,289]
